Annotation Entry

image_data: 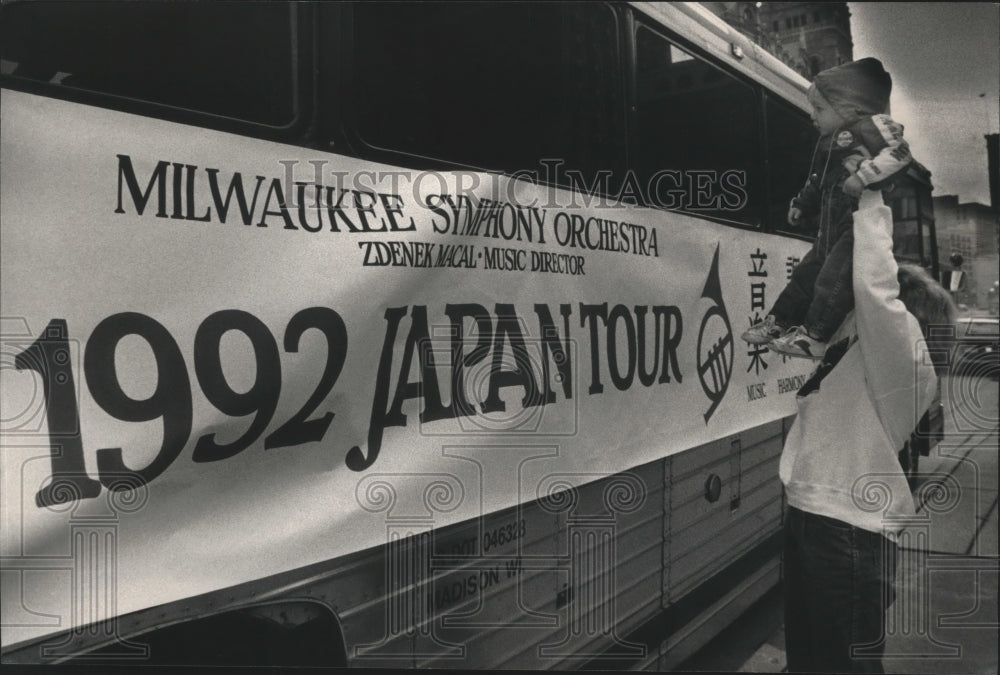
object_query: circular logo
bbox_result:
[697,305,734,421]
[836,130,854,148]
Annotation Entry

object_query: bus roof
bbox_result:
[630,1,811,111]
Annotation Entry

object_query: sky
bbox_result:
[848,2,1000,205]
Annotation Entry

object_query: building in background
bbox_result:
[702,2,852,79]
[933,195,1000,310]
[887,163,939,273]
[933,134,1000,312]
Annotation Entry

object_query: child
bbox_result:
[742,57,914,358]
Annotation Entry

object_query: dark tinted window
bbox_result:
[351,2,621,188]
[888,188,928,262]
[633,26,762,226]
[0,1,296,126]
[891,219,922,259]
[766,96,819,235]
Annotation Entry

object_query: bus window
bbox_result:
[0,1,297,127]
[633,25,762,227]
[892,219,922,260]
[897,195,918,219]
[765,95,819,236]
[891,195,923,260]
[921,218,936,268]
[348,1,622,191]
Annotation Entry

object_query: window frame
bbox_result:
[0,2,314,145]
[327,0,630,193]
[626,10,767,231]
[762,89,820,240]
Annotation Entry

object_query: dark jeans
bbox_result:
[770,228,855,341]
[783,506,898,674]
[771,188,859,341]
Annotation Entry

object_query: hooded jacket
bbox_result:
[814,57,892,122]
[793,114,912,200]
[779,192,937,536]
[792,58,913,242]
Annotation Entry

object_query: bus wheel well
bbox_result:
[75,600,347,667]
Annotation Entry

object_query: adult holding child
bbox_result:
[778,188,956,673]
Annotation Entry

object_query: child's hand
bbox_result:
[787,205,803,227]
[843,175,864,198]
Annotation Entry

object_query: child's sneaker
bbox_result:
[741,315,784,345]
[770,326,826,360]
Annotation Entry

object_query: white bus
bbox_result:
[0,1,939,668]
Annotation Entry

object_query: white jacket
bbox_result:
[779,192,938,536]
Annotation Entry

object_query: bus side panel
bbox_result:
[666,420,784,602]
[1,420,785,668]
[657,553,782,670]
[411,460,665,669]
[541,462,665,668]
[386,421,783,669]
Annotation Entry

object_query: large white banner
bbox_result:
[0,91,813,646]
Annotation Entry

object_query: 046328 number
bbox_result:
[15,310,347,508]
[482,519,527,552]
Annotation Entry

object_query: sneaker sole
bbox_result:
[740,332,779,345]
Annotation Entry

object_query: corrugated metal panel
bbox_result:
[226,415,785,669]
[664,422,784,602]
[557,539,662,666]
[542,463,664,668]
[669,496,782,601]
[409,497,562,668]
[416,463,666,669]
[657,555,782,670]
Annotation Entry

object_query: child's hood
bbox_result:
[813,58,892,125]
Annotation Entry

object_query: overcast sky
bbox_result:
[848,2,1000,205]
